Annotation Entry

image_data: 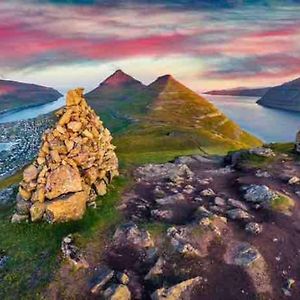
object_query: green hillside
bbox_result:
[86,71,262,164]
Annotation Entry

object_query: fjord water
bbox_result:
[0,94,299,143]
[204,95,300,143]
[0,96,65,123]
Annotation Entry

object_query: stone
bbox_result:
[255,170,271,178]
[16,197,31,214]
[151,209,174,221]
[155,193,185,206]
[243,185,276,203]
[214,196,226,207]
[249,147,275,158]
[117,272,130,285]
[288,176,300,185]
[67,121,82,132]
[200,188,215,197]
[66,88,83,106]
[18,186,31,201]
[151,277,202,300]
[113,222,154,249]
[45,165,82,199]
[245,222,263,234]
[91,266,115,294]
[227,198,249,211]
[30,202,46,222]
[94,179,107,196]
[226,242,261,267]
[195,206,214,219]
[227,208,252,221]
[45,191,88,223]
[145,257,165,283]
[61,234,89,269]
[23,164,38,183]
[103,284,131,300]
[11,213,28,223]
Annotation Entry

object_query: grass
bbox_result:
[0,176,128,300]
[0,169,23,190]
[269,193,295,214]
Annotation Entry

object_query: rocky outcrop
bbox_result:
[12,88,118,223]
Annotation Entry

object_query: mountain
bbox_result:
[111,73,262,159]
[85,70,152,132]
[257,77,300,112]
[205,87,270,97]
[0,80,62,114]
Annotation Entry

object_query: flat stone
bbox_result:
[94,179,107,196]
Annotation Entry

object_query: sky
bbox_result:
[1,0,300,93]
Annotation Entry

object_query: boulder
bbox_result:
[23,164,38,183]
[103,284,131,300]
[45,165,82,199]
[30,202,46,222]
[45,191,88,223]
[243,185,276,203]
[151,277,202,300]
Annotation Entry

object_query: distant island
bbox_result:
[204,87,270,97]
[0,80,62,114]
[257,77,300,112]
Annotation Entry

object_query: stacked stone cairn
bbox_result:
[12,88,119,223]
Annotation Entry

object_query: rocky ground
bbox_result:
[44,146,300,300]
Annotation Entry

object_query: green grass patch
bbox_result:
[270,193,295,214]
[142,222,168,239]
[0,170,23,190]
[0,176,128,300]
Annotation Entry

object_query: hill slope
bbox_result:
[112,74,262,161]
[257,77,300,112]
[0,80,62,114]
[205,87,270,97]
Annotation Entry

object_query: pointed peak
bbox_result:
[148,74,184,91]
[100,69,142,87]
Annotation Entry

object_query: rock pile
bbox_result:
[12,88,118,223]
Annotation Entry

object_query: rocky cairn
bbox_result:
[12,88,118,223]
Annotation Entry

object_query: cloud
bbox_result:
[1,1,300,89]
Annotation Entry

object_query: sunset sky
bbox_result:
[1,0,300,93]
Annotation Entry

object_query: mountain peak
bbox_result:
[100,69,142,87]
[148,74,189,93]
